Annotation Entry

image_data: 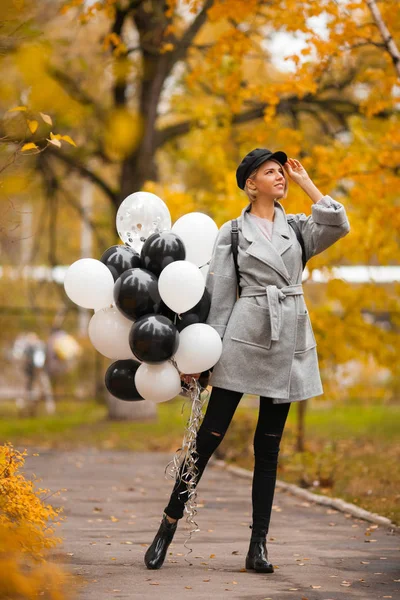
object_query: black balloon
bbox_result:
[129,314,179,364]
[105,359,144,401]
[140,232,186,277]
[114,268,161,321]
[176,289,211,332]
[100,245,141,281]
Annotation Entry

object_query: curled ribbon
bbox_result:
[164,374,209,563]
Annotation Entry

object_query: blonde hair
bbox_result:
[244,166,259,203]
[244,160,288,203]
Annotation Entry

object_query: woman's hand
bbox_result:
[284,157,324,203]
[180,373,201,386]
[283,158,310,187]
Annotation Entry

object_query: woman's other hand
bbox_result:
[180,373,201,385]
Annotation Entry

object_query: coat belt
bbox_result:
[240,283,304,342]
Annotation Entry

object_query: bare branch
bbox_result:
[47,147,119,208]
[365,0,400,78]
[168,0,214,68]
[155,85,398,150]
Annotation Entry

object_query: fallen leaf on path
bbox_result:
[150,582,159,585]
[360,561,370,564]
[311,585,321,589]
[232,551,239,555]
[185,586,192,589]
[209,554,215,558]
[203,579,210,582]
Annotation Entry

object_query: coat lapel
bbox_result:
[241,202,293,283]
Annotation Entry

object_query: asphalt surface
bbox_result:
[22,449,400,600]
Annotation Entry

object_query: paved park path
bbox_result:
[23,449,399,600]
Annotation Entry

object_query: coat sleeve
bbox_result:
[288,194,350,262]
[205,221,238,339]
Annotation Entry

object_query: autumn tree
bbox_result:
[1,0,399,425]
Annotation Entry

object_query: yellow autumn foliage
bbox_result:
[0,444,73,600]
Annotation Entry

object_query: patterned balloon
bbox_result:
[116,192,171,252]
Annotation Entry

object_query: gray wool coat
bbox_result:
[205,196,350,404]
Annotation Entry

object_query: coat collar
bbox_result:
[240,201,293,283]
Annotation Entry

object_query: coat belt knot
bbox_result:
[240,283,304,342]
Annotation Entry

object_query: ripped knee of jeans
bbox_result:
[196,427,225,457]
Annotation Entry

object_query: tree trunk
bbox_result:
[106,391,158,421]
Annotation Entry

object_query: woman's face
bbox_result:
[247,159,288,199]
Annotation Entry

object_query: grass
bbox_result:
[1,396,399,525]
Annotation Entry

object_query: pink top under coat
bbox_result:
[248,196,332,241]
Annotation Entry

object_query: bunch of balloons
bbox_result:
[64,192,222,403]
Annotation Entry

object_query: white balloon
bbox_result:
[64,258,114,310]
[174,323,222,374]
[88,306,135,360]
[158,260,205,314]
[134,361,181,403]
[171,212,218,267]
[116,191,172,250]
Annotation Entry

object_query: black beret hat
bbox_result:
[236,148,288,190]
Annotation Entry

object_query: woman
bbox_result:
[144,148,350,572]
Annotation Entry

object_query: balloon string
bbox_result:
[164,375,209,564]
[198,259,211,270]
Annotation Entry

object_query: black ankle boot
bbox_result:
[144,514,178,570]
[245,537,274,573]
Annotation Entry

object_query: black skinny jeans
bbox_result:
[164,386,291,539]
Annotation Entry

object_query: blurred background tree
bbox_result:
[0,0,399,430]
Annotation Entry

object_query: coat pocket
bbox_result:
[295,313,317,353]
[230,300,272,350]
